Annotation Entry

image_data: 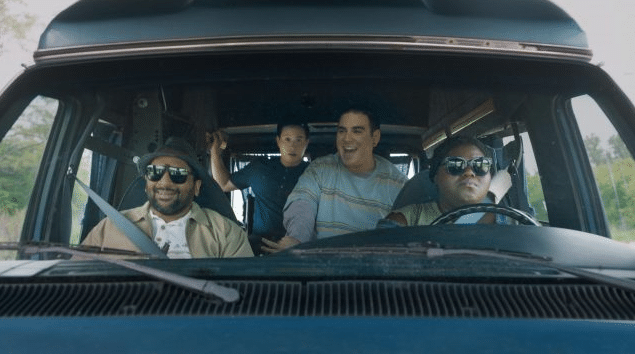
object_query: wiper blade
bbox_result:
[293,245,635,294]
[18,244,240,303]
[292,245,549,260]
[424,247,551,262]
[0,242,152,257]
[428,248,635,295]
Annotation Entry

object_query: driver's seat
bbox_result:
[391,137,532,213]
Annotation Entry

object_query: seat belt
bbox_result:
[75,178,168,259]
[63,98,166,258]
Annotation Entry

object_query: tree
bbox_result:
[526,172,548,221]
[583,134,606,166]
[0,96,56,214]
[0,0,36,55]
[609,134,631,160]
[589,157,635,230]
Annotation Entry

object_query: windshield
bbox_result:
[1,51,635,277]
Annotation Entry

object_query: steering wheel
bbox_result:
[430,203,541,226]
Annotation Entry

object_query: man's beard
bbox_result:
[147,187,195,216]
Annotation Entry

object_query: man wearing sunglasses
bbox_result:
[82,137,253,258]
[386,136,497,226]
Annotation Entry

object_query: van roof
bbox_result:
[36,0,590,62]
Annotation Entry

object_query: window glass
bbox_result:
[70,149,92,245]
[520,133,548,222]
[571,94,635,242]
[71,124,124,245]
[502,132,547,222]
[0,96,57,259]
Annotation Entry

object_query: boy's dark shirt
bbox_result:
[231,157,309,240]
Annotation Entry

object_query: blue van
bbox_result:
[1,0,635,352]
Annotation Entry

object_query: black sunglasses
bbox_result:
[145,165,190,184]
[440,156,493,176]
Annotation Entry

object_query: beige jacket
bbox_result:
[82,202,253,258]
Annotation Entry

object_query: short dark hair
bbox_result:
[428,135,493,182]
[276,121,310,138]
[339,108,380,132]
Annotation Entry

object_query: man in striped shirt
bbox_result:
[262,109,407,253]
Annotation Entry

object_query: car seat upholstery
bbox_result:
[391,170,438,210]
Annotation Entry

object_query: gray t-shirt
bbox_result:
[392,202,442,226]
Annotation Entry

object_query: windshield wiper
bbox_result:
[425,247,635,294]
[293,245,635,294]
[0,241,153,257]
[0,242,240,303]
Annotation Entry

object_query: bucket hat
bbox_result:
[136,137,207,180]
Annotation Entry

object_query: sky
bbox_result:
[1,0,634,103]
[553,0,635,104]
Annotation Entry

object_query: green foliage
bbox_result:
[0,97,56,214]
[526,172,548,221]
[591,157,635,230]
[529,133,635,237]
[580,132,635,237]
[0,208,24,260]
[583,133,606,166]
[610,227,635,244]
[609,135,630,160]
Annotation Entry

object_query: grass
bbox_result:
[610,227,635,244]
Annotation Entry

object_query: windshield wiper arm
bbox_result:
[426,248,635,295]
[293,245,635,294]
[0,241,154,257]
[19,244,240,303]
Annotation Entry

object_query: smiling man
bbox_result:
[262,109,407,253]
[82,137,253,258]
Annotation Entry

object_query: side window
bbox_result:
[0,96,57,259]
[571,95,635,242]
[70,149,92,245]
[71,124,124,245]
[520,133,548,222]
[229,156,252,224]
[504,132,548,222]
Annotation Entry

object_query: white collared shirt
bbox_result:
[150,210,192,259]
